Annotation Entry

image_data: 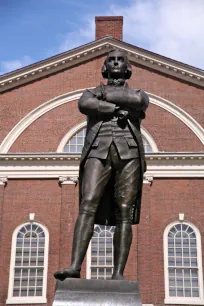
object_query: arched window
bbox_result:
[164,222,204,304]
[86,225,115,280]
[7,222,49,304]
[142,136,152,153]
[63,126,156,153]
[64,127,86,153]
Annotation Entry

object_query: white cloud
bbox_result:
[57,0,204,68]
[109,0,204,68]
[0,56,33,75]
[58,19,95,53]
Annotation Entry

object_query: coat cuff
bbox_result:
[98,101,116,114]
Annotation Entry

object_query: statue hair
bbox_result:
[101,49,132,79]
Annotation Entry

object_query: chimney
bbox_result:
[95,16,123,40]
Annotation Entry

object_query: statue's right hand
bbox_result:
[96,92,103,100]
[96,91,106,101]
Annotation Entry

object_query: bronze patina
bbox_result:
[54,49,149,281]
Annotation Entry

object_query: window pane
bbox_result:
[191,269,198,277]
[176,258,182,266]
[169,288,176,296]
[176,248,182,256]
[185,288,191,297]
[191,248,197,257]
[183,238,189,246]
[192,289,199,297]
[90,267,97,279]
[184,269,190,277]
[176,269,182,277]
[37,279,43,286]
[191,258,197,267]
[168,257,174,266]
[184,279,191,287]
[21,289,27,297]
[183,258,190,266]
[192,278,198,287]
[13,289,19,297]
[168,248,174,256]
[183,248,190,257]
[168,239,174,247]
[177,288,184,297]
[70,138,76,145]
[28,289,35,296]
[169,278,175,286]
[36,288,43,296]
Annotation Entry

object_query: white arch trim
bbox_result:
[57,121,158,152]
[163,221,204,305]
[7,221,49,304]
[0,88,203,153]
[140,126,158,152]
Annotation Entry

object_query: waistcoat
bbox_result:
[87,117,139,159]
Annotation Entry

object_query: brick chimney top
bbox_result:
[95,16,123,40]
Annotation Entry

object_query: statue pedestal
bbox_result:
[52,278,142,306]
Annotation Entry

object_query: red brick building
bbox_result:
[0,16,203,306]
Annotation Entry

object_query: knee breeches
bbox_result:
[80,144,141,224]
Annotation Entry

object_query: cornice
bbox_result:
[0,152,203,179]
[0,153,81,162]
[0,152,203,162]
[0,37,204,92]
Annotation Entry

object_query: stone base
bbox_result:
[52,278,142,306]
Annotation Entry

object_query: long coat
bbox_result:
[78,84,149,225]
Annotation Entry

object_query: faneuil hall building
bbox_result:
[0,16,203,306]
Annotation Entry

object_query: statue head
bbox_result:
[102,49,132,80]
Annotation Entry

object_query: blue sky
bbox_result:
[1,0,204,75]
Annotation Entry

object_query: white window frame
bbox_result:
[164,221,204,305]
[57,121,158,153]
[6,222,49,304]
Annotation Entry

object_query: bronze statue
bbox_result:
[54,49,149,281]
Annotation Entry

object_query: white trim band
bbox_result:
[0,153,203,179]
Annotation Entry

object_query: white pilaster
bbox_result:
[0,177,7,186]
[59,176,78,185]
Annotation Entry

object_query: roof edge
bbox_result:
[1,37,204,92]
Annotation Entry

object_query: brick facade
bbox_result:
[0,16,203,306]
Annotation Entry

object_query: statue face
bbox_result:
[106,50,128,79]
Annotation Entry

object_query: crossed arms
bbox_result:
[78,86,149,118]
